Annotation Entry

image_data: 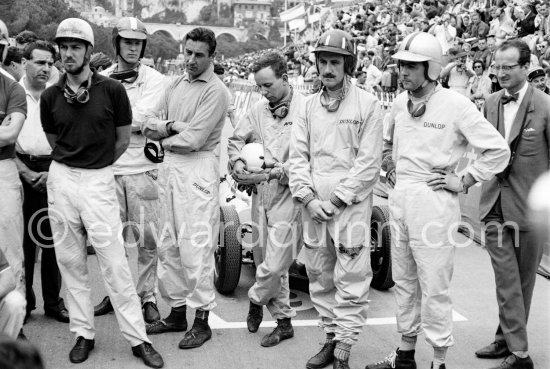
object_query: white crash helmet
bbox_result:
[240,143,265,172]
[392,32,442,81]
[55,18,94,47]
[0,19,8,62]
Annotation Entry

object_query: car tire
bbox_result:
[215,205,242,294]
[370,205,394,291]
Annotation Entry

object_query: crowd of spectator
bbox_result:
[214,0,550,106]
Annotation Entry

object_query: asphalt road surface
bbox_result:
[23,230,549,369]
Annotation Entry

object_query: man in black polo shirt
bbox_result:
[39,18,163,368]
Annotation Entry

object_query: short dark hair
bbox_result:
[251,52,287,78]
[184,27,216,56]
[213,63,225,75]
[90,52,112,71]
[3,46,23,66]
[497,39,531,66]
[15,30,38,46]
[354,69,366,77]
[22,40,56,60]
[473,59,486,70]
[0,337,45,369]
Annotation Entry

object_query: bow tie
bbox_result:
[502,92,519,104]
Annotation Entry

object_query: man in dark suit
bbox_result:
[478,39,550,369]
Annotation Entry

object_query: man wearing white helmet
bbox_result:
[40,18,163,368]
[364,32,510,369]
[227,52,305,348]
[93,16,165,325]
[289,29,383,369]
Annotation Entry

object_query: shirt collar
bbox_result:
[19,75,51,100]
[505,81,528,104]
[183,64,215,83]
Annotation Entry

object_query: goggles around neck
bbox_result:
[406,83,439,118]
[268,88,294,119]
[109,65,139,83]
[64,72,92,105]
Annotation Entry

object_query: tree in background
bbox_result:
[146,31,179,61]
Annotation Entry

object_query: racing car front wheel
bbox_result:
[370,205,395,290]
[215,205,242,294]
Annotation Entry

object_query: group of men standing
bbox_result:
[227,28,547,369]
[0,14,548,369]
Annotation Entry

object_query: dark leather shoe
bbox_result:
[146,319,187,335]
[260,318,293,347]
[334,358,350,369]
[247,301,263,333]
[365,349,416,369]
[476,342,511,359]
[486,355,533,369]
[94,296,113,316]
[178,318,212,349]
[69,336,95,364]
[87,245,96,255]
[142,302,161,323]
[306,341,336,369]
[132,342,164,368]
[45,307,70,323]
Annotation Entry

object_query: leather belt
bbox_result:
[17,153,53,162]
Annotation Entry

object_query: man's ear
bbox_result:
[282,73,289,84]
[210,51,217,60]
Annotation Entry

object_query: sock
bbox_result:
[400,335,417,351]
[334,342,351,361]
[512,351,528,359]
[326,333,336,344]
[433,347,448,369]
[196,309,209,321]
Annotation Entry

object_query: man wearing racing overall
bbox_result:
[142,27,229,350]
[227,52,305,347]
[93,17,165,324]
[289,29,383,369]
[364,32,510,369]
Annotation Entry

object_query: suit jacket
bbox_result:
[471,21,490,38]
[518,13,536,38]
[480,85,550,229]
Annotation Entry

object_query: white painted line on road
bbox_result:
[209,310,468,330]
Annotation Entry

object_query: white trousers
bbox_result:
[389,182,459,348]
[302,172,373,346]
[47,161,150,346]
[0,160,25,294]
[0,290,25,338]
[157,152,219,311]
[116,171,159,304]
[248,182,301,319]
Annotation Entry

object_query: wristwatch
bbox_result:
[165,120,175,135]
[461,180,469,194]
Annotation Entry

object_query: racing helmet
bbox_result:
[0,19,8,62]
[240,143,265,172]
[0,19,8,45]
[313,29,356,75]
[55,18,94,47]
[392,32,442,81]
[112,17,148,58]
